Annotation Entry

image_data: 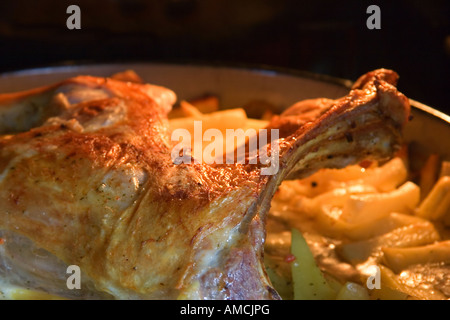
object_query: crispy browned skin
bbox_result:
[0,69,410,299]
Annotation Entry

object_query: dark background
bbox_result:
[0,0,449,114]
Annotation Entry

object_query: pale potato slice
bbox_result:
[382,240,450,273]
[338,221,441,264]
[296,157,408,197]
[419,154,440,200]
[340,181,420,224]
[416,176,450,221]
[345,212,434,241]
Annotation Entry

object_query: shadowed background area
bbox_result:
[0,0,448,113]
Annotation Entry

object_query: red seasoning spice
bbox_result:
[359,160,373,169]
[284,254,296,263]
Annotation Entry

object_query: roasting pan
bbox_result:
[1,62,448,162]
[0,62,449,300]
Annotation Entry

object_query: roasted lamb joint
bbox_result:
[0,69,410,299]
